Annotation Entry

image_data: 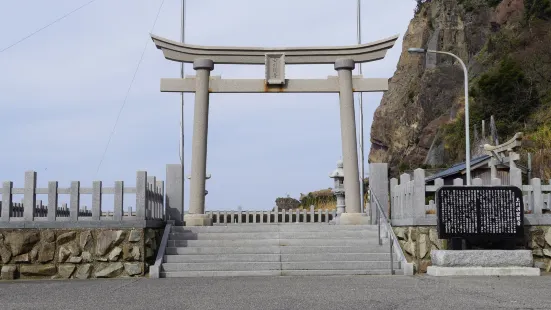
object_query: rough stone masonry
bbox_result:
[394,225,551,273]
[0,228,161,280]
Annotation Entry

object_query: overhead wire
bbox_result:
[0,0,100,53]
[94,0,166,177]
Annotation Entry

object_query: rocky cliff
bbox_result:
[369,0,551,177]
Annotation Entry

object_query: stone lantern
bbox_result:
[329,160,345,215]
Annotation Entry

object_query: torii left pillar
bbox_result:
[184,59,214,226]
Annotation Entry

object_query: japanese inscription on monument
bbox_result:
[436,186,524,239]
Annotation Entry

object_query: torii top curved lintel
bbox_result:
[484,132,523,154]
[150,34,400,65]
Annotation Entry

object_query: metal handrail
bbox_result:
[369,187,407,275]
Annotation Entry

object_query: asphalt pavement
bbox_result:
[0,275,550,310]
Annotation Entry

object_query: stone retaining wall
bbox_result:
[394,226,551,274]
[0,228,162,280]
[393,226,447,273]
[526,226,551,272]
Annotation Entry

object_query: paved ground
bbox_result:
[1,275,551,310]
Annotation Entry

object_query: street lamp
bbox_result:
[357,0,366,214]
[407,48,472,186]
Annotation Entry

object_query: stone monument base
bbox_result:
[427,266,540,276]
[427,250,540,277]
[338,213,370,225]
[184,214,213,226]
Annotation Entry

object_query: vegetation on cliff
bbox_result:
[441,0,551,178]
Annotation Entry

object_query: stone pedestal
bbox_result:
[427,250,540,276]
[165,164,184,225]
[184,214,213,227]
[338,213,370,225]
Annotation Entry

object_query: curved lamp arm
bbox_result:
[408,48,472,185]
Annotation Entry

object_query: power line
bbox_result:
[0,0,100,53]
[94,0,166,177]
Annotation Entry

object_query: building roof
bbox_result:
[425,155,491,183]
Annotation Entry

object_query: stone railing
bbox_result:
[390,167,551,226]
[205,207,338,224]
[0,171,165,228]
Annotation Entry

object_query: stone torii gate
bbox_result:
[484,132,524,179]
[151,34,398,226]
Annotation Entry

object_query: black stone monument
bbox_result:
[436,186,524,250]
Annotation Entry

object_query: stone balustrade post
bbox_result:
[413,169,426,218]
[389,178,398,219]
[369,163,389,224]
[23,171,37,222]
[166,164,183,225]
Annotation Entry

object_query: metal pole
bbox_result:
[356,0,366,213]
[390,238,394,275]
[463,60,471,186]
[528,153,532,181]
[427,50,471,185]
[180,0,186,216]
[377,206,381,246]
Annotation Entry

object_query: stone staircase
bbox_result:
[159,224,401,277]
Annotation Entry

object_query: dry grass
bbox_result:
[526,124,551,180]
[296,200,336,211]
[300,189,333,199]
[295,187,370,211]
[313,201,337,211]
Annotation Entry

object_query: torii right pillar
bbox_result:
[335,59,370,225]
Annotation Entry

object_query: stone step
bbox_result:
[168,230,381,240]
[160,269,402,278]
[171,224,379,233]
[160,270,282,277]
[163,253,397,263]
[165,245,392,255]
[167,238,387,248]
[281,253,397,262]
[281,261,401,270]
[165,246,281,255]
[161,262,281,272]
[279,269,403,276]
[164,254,280,263]
[280,246,391,254]
[160,261,400,272]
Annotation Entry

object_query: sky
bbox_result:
[0,0,416,212]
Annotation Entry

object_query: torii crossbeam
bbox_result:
[151,34,399,226]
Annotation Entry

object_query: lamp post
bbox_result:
[407,48,471,185]
[357,0,366,213]
[180,0,187,216]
